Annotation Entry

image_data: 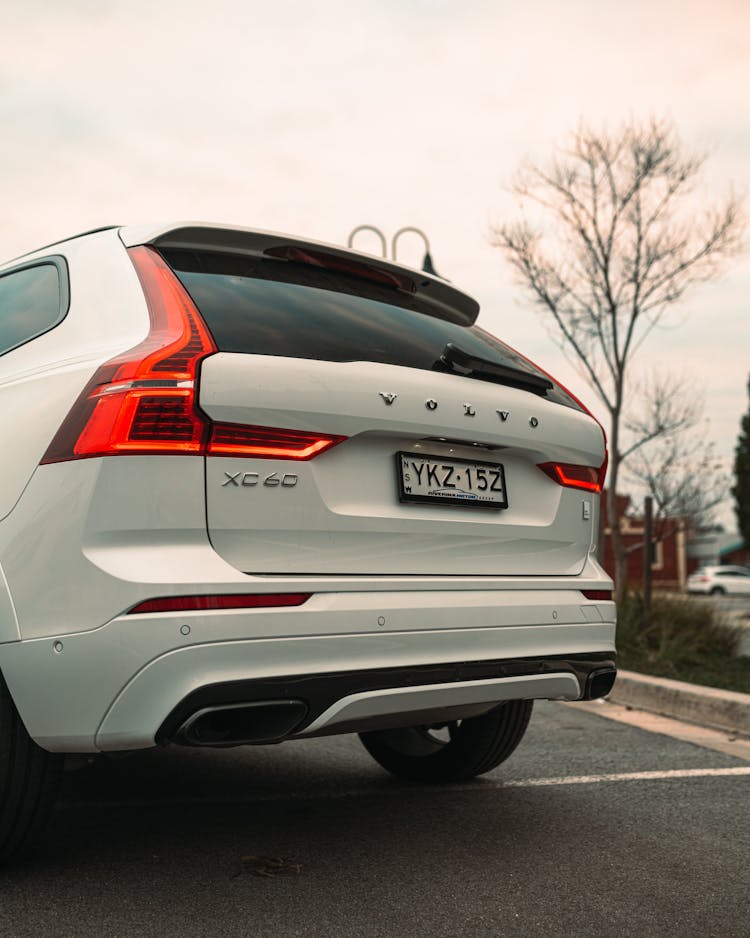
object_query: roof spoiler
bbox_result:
[118,222,480,326]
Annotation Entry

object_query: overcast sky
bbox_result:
[2,0,748,528]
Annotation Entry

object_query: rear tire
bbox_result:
[709,586,726,596]
[0,673,62,864]
[359,700,533,783]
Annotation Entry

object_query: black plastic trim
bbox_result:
[156,652,616,744]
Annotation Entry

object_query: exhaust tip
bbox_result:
[585,668,617,700]
[176,699,308,747]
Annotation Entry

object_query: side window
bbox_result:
[0,259,67,357]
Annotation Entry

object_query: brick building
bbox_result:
[600,492,689,591]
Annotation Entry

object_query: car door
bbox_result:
[728,569,750,595]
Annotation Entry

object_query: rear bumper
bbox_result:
[159,655,616,746]
[0,588,616,752]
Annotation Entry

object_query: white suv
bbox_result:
[0,223,615,860]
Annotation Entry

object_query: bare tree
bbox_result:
[492,118,744,601]
[623,377,728,545]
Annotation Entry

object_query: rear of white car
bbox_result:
[0,223,615,861]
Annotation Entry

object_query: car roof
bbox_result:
[1,226,121,268]
[3,222,482,329]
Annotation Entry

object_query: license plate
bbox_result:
[396,452,508,510]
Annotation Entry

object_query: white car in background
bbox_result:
[0,223,615,861]
[686,565,750,596]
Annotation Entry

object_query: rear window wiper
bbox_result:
[435,343,554,396]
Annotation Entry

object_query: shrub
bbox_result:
[617,592,740,661]
[615,592,750,693]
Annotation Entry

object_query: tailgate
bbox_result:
[200,354,603,576]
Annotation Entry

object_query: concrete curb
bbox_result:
[608,669,750,738]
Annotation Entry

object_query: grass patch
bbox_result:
[616,592,750,694]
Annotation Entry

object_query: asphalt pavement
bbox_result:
[1,701,748,937]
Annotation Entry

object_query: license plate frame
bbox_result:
[396,451,509,510]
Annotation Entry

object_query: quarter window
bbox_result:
[0,263,63,356]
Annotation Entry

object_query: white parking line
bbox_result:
[502,767,750,787]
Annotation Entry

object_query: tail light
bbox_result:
[537,461,607,493]
[208,423,345,460]
[42,246,346,463]
[528,361,607,495]
[491,335,609,488]
[42,246,216,462]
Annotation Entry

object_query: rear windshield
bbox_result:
[162,248,580,410]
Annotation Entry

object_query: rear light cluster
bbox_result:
[503,340,609,492]
[537,461,607,494]
[41,246,345,464]
[209,423,346,460]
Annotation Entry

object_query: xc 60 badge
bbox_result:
[222,471,299,487]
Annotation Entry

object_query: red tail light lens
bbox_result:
[538,461,605,493]
[42,246,216,462]
[41,247,348,464]
[128,593,312,614]
[208,423,346,460]
[490,337,609,489]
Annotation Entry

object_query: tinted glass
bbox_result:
[0,264,61,356]
[163,249,579,410]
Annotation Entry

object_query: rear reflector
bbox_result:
[128,593,312,614]
[537,461,606,493]
[208,423,346,460]
[581,590,613,601]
